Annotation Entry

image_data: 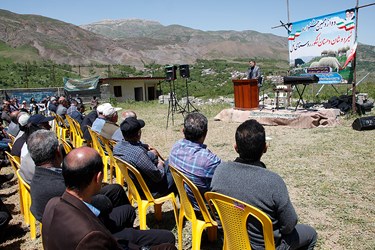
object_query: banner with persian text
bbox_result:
[288,9,357,84]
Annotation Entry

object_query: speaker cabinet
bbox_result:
[165,65,177,81]
[179,64,190,78]
[352,116,375,131]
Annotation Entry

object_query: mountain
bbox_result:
[0,9,374,74]
[0,10,288,67]
[80,19,289,64]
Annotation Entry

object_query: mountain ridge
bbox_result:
[0,10,289,67]
[0,9,374,71]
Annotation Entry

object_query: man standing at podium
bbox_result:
[247,60,261,81]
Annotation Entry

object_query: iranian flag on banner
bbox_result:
[337,21,346,29]
[345,21,355,31]
[343,42,357,69]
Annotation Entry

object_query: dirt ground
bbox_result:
[0,103,374,249]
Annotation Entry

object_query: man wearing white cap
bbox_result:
[91,103,122,140]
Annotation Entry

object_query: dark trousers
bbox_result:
[100,183,131,207]
[97,184,136,232]
[277,224,317,250]
[0,199,11,239]
[98,184,177,250]
[113,228,176,250]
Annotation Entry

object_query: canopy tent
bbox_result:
[63,76,100,92]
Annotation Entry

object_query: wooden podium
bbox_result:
[232,79,259,110]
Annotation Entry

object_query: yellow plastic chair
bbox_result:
[204,192,275,250]
[98,135,123,185]
[54,114,68,141]
[72,118,86,147]
[7,133,16,144]
[16,169,37,240]
[169,165,217,250]
[60,138,73,154]
[65,115,77,148]
[114,156,178,230]
[87,126,109,183]
[6,151,24,218]
[5,151,20,171]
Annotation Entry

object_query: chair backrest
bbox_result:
[8,133,16,144]
[99,135,123,185]
[204,192,275,250]
[60,139,73,154]
[87,127,103,154]
[169,165,217,224]
[5,151,20,171]
[72,118,84,137]
[65,115,77,146]
[114,156,154,203]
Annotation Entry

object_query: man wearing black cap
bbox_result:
[113,117,176,198]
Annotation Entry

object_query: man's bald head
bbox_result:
[62,147,103,191]
[10,110,20,123]
[120,110,137,121]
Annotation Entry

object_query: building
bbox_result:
[99,77,165,102]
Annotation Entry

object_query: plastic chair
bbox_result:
[114,156,178,230]
[16,169,37,240]
[87,126,109,182]
[7,133,15,144]
[6,151,23,218]
[65,115,77,148]
[169,165,217,250]
[5,151,20,171]
[60,138,73,154]
[72,118,86,147]
[54,114,68,141]
[204,192,275,250]
[98,135,124,185]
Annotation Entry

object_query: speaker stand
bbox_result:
[183,78,198,113]
[166,80,185,129]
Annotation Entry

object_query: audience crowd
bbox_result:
[0,94,317,249]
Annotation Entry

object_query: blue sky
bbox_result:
[1,0,374,45]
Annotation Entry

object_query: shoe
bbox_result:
[0,159,10,168]
[0,173,14,184]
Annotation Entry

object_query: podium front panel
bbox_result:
[232,79,259,110]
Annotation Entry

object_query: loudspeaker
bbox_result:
[165,65,177,81]
[352,116,375,131]
[179,64,190,78]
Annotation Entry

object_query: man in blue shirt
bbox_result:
[168,112,221,210]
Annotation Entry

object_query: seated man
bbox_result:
[70,103,85,124]
[112,110,137,142]
[16,114,54,184]
[29,130,134,231]
[92,103,122,140]
[168,112,221,209]
[113,117,176,198]
[7,110,20,137]
[42,146,176,250]
[211,119,317,250]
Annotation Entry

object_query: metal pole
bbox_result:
[352,0,359,114]
[286,0,290,23]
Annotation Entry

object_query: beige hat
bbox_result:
[102,104,122,117]
[18,113,30,126]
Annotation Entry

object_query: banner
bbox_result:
[63,76,100,91]
[288,8,357,84]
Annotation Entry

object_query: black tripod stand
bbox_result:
[166,79,185,129]
[182,78,198,113]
